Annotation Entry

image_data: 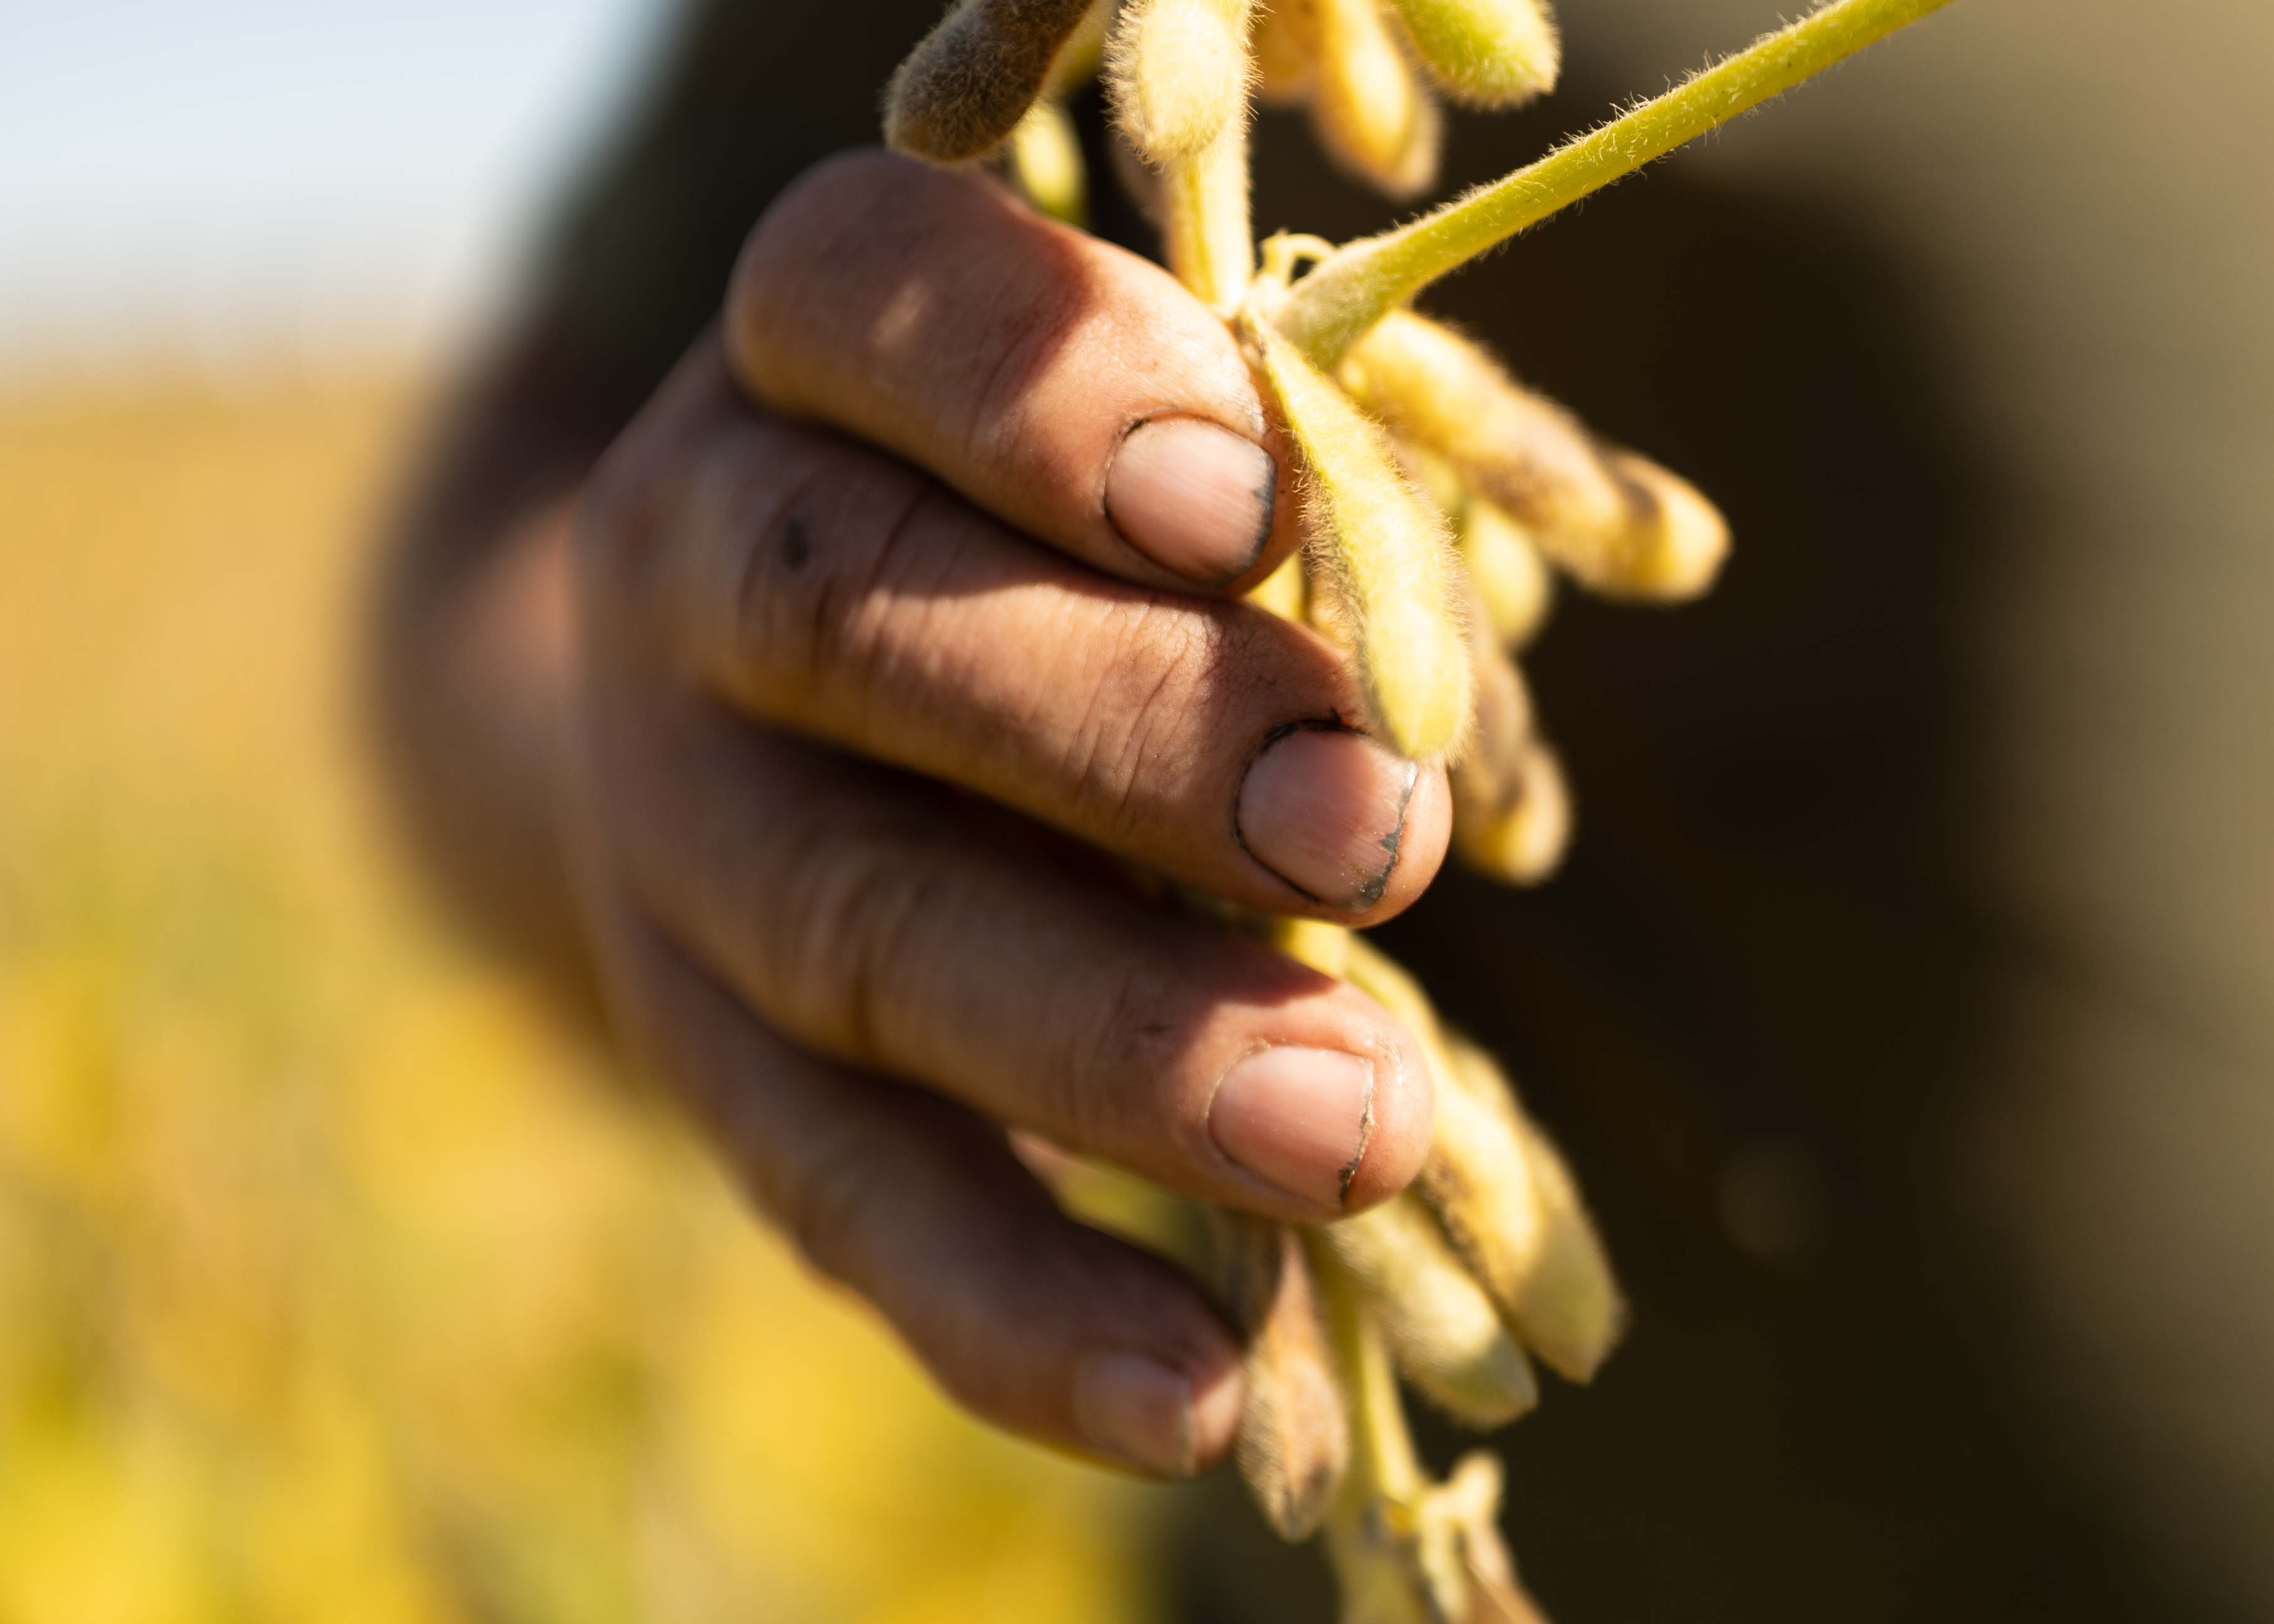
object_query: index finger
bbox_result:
[725,150,1298,593]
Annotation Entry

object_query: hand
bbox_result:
[564,151,1448,1478]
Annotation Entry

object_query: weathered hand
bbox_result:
[560,152,1446,1478]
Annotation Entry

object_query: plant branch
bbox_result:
[1164,117,1256,313]
[1315,1239,1424,1506]
[1274,0,1955,365]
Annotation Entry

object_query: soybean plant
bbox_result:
[884,2,1952,1617]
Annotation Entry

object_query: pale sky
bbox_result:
[0,0,664,370]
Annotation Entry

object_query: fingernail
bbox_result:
[1073,1350,1200,1477]
[1209,1046,1376,1211]
[1236,723,1421,911]
[1105,416,1277,583]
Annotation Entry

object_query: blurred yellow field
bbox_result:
[0,371,1153,1623]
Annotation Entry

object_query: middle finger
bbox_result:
[602,698,1436,1223]
[631,386,1451,924]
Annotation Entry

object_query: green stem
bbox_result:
[1313,1238,1424,1507]
[1275,0,1955,365]
[1164,117,1255,315]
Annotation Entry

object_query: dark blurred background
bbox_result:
[2,2,2268,1620]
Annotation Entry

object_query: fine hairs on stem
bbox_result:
[1164,120,1257,312]
[1111,0,1259,309]
[1275,0,1958,366]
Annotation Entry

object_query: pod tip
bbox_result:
[1611,452,1730,601]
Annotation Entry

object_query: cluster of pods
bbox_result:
[883,1,1948,1617]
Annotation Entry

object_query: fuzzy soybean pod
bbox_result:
[1331,1456,1537,1624]
[1005,100,1088,225]
[1107,0,1255,163]
[1250,0,1317,103]
[1442,566,1570,886]
[1043,0,1112,94]
[1452,571,1534,776]
[1340,934,1444,1061]
[1244,313,1472,761]
[1211,1213,1351,1540]
[1440,571,1559,883]
[1460,495,1552,651]
[886,0,1102,162]
[1249,545,1311,624]
[1437,1035,1624,1383]
[1398,441,1466,522]
[1340,310,1729,601]
[1385,0,1559,107]
[1269,913,1353,978]
[1452,737,1570,887]
[1420,1453,1541,1624]
[1595,447,1732,601]
[1307,0,1442,198]
[1313,1195,1539,1428]
[1343,938,1621,1380]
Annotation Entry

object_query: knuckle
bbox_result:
[724,468,946,718]
[729,153,876,326]
[916,1293,1026,1422]
[575,393,790,638]
[728,150,946,388]
[962,262,1096,472]
[922,1254,1094,1434]
[766,814,956,1063]
[1058,603,1226,843]
[690,432,829,681]
[775,1120,883,1286]
[918,1323,1040,1445]
[751,149,923,269]
[1032,946,1209,1170]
